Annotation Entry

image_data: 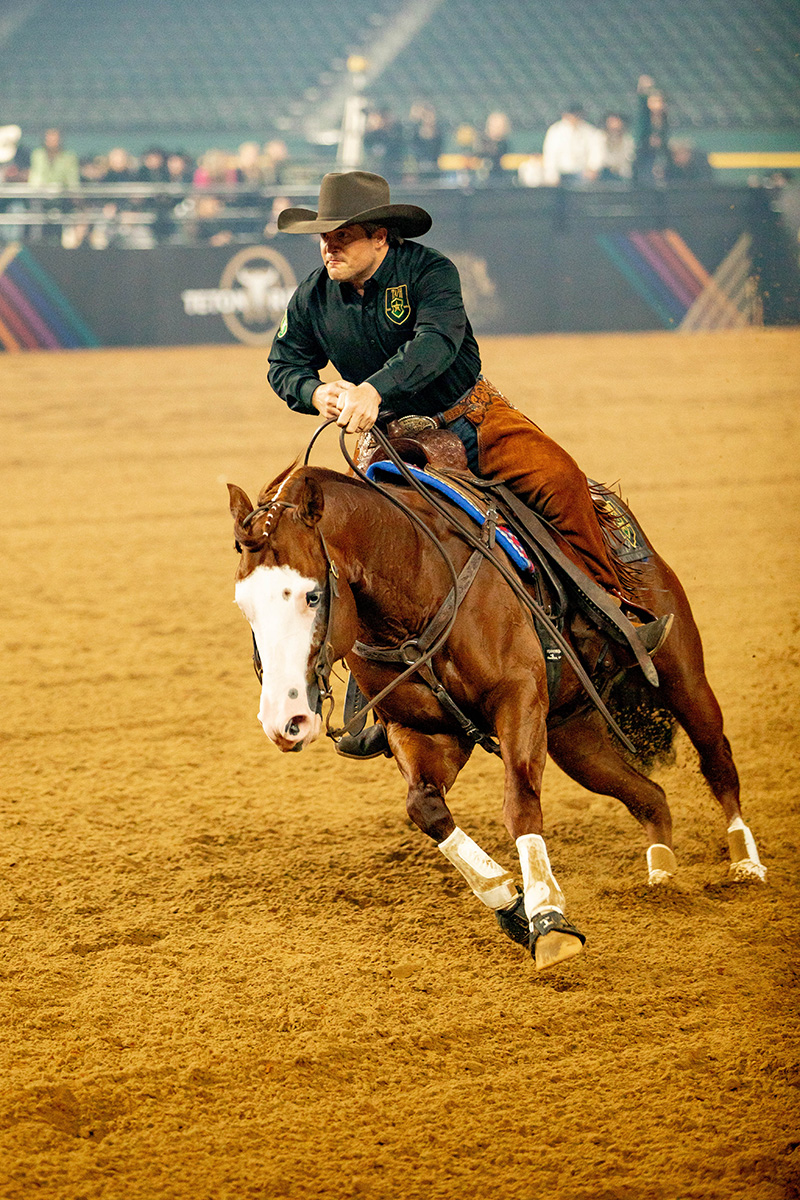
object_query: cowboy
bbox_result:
[267,171,671,756]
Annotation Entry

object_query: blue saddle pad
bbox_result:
[365,461,537,574]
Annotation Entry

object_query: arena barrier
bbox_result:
[0,185,795,350]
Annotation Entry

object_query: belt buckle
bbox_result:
[393,415,438,436]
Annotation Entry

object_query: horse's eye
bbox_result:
[306,590,322,608]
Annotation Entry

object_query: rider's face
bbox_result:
[320,224,388,288]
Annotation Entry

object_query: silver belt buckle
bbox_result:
[395,415,438,435]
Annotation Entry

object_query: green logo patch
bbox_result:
[385,284,411,325]
[276,310,288,338]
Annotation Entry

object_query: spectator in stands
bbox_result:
[597,112,634,182]
[28,128,79,188]
[408,101,442,180]
[263,140,289,186]
[0,125,26,241]
[633,75,670,186]
[481,111,511,182]
[666,140,714,184]
[193,148,238,188]
[102,146,136,183]
[363,108,405,182]
[0,124,22,181]
[235,141,266,187]
[166,151,193,184]
[541,105,602,186]
[136,147,169,183]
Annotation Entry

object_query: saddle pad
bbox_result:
[366,461,537,574]
[587,481,652,564]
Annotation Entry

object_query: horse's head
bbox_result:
[228,470,357,752]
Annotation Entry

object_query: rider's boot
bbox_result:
[635,612,674,656]
[335,723,392,759]
[611,591,674,658]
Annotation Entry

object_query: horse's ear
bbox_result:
[228,483,253,526]
[295,477,324,528]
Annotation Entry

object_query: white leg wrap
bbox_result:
[516,834,565,923]
[647,843,678,885]
[438,827,518,910]
[727,817,767,882]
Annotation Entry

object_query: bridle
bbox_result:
[236,422,465,744]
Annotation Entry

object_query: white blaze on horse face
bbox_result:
[235,564,324,748]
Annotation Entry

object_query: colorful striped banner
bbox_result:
[596,229,752,330]
[0,243,99,351]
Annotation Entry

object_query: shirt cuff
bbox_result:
[296,377,321,413]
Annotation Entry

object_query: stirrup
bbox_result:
[335,723,392,760]
[636,613,673,657]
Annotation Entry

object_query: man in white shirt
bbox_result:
[541,104,603,186]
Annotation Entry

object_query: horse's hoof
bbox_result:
[529,910,586,971]
[728,859,767,883]
[495,889,529,948]
[535,931,584,971]
[647,843,677,886]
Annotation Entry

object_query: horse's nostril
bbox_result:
[285,717,305,737]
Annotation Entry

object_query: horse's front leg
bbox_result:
[389,727,519,913]
[493,681,586,971]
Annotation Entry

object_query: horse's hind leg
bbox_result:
[547,711,679,885]
[657,648,766,882]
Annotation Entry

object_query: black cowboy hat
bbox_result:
[277,170,432,237]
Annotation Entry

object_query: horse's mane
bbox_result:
[256,457,303,507]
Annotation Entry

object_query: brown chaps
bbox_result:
[455,378,621,593]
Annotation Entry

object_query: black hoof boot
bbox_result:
[335,723,392,760]
[495,888,530,948]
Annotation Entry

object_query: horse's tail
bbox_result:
[606,673,678,774]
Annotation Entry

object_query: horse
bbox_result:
[227,447,765,972]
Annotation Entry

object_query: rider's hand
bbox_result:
[336,381,381,434]
[311,381,351,420]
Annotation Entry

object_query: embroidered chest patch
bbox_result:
[385,284,411,325]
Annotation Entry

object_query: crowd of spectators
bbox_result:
[526,78,713,189]
[0,79,722,247]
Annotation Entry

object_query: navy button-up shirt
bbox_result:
[267,240,481,419]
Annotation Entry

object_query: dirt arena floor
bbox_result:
[1,329,799,1200]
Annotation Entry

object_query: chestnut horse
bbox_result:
[227,461,764,971]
